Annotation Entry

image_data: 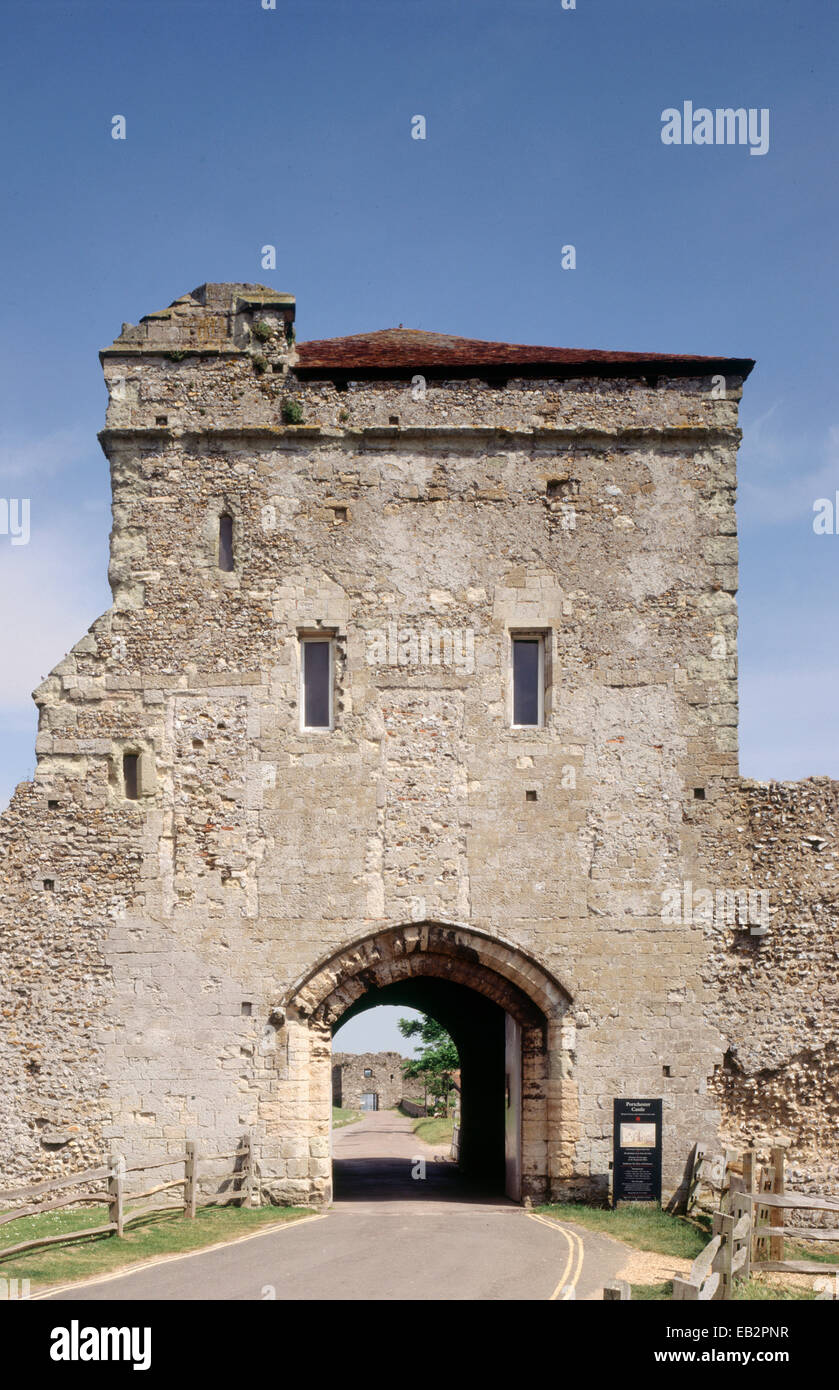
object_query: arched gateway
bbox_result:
[275,922,572,1203]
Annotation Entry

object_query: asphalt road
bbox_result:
[43,1113,625,1301]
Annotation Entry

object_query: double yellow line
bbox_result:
[526,1212,585,1300]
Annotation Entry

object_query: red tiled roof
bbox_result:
[296,328,754,377]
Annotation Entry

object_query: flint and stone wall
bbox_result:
[0,283,835,1203]
[705,776,839,1193]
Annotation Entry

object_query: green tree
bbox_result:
[398,1015,459,1115]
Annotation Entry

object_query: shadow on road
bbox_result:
[333,1155,510,1204]
[331,1110,514,1206]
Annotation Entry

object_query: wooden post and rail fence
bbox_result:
[689,1142,839,1280]
[604,1204,751,1303]
[0,1132,256,1264]
[606,1141,839,1301]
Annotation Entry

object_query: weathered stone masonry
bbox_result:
[0,282,835,1203]
[705,776,839,1194]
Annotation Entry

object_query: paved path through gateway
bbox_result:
[43,1112,626,1301]
[332,1108,476,1202]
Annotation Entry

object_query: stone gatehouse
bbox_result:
[0,283,836,1205]
[332,1052,418,1112]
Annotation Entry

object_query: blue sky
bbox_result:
[334,1005,423,1057]
[1,0,836,1053]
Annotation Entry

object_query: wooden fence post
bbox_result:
[770,1145,785,1263]
[732,1191,751,1281]
[720,1149,738,1212]
[243,1131,253,1208]
[184,1141,197,1219]
[686,1143,705,1213]
[247,1131,261,1208]
[108,1153,124,1238]
[604,1280,631,1300]
[754,1163,774,1264]
[671,1278,699,1300]
[712,1211,733,1300]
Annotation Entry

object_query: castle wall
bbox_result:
[705,776,839,1194]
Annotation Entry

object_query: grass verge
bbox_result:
[785,1240,839,1266]
[536,1202,823,1300]
[632,1279,814,1301]
[0,1202,310,1289]
[412,1116,454,1146]
[332,1106,362,1129]
[536,1201,709,1261]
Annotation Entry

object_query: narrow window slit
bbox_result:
[123,753,140,800]
[218,513,234,571]
[302,638,332,729]
[512,637,543,727]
